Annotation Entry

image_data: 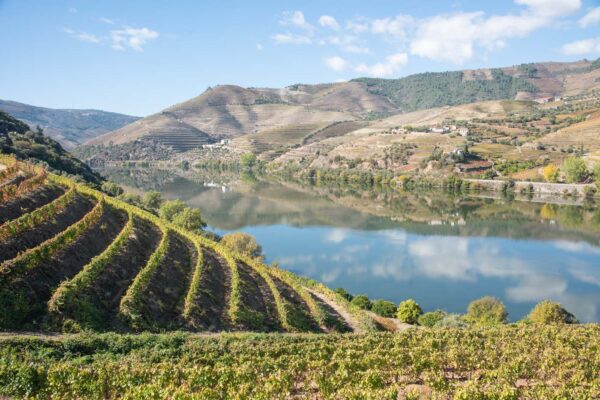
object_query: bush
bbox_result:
[101,181,124,197]
[143,190,163,210]
[172,208,205,231]
[334,288,353,302]
[396,299,422,324]
[240,153,257,170]
[221,232,263,259]
[350,295,371,310]
[159,200,187,222]
[527,300,578,324]
[542,164,559,183]
[434,313,469,328]
[370,300,397,317]
[465,296,507,326]
[418,310,446,327]
[563,157,588,183]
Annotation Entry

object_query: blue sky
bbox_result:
[1,0,599,116]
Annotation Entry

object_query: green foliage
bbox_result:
[563,157,588,183]
[101,181,124,197]
[171,208,205,231]
[418,310,446,327]
[0,110,102,184]
[465,296,507,326]
[350,294,372,310]
[396,299,423,324]
[240,153,257,170]
[594,164,600,189]
[353,69,538,112]
[527,300,578,324]
[158,199,186,221]
[2,326,596,398]
[334,288,353,301]
[142,190,163,210]
[221,232,263,259]
[370,300,397,317]
[434,314,469,328]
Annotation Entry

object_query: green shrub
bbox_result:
[527,300,578,324]
[172,208,205,231]
[370,300,397,318]
[334,288,353,302]
[465,297,507,326]
[396,299,422,324]
[563,157,588,183]
[350,295,372,310]
[434,313,468,328]
[101,181,123,197]
[159,200,186,221]
[418,310,446,327]
[221,232,263,259]
[143,190,163,210]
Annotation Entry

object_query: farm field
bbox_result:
[0,325,598,399]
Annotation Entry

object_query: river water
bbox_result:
[101,167,600,322]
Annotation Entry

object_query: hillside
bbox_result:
[0,111,102,184]
[84,59,600,158]
[0,156,373,333]
[0,100,139,149]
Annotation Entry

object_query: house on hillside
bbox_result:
[458,127,469,136]
[430,126,446,133]
[534,96,553,104]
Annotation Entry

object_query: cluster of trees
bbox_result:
[100,182,206,231]
[543,157,600,186]
[335,289,578,327]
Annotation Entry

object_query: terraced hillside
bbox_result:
[0,156,373,333]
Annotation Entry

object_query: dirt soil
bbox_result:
[139,231,196,329]
[270,275,320,332]
[0,194,94,263]
[236,262,281,332]
[186,247,231,331]
[307,289,362,333]
[0,184,65,224]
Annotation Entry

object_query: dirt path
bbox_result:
[305,288,363,334]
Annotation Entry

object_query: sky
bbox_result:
[1,0,599,116]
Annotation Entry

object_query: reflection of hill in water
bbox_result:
[100,168,600,245]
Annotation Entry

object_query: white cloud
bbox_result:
[99,17,115,25]
[346,19,369,33]
[319,15,340,30]
[280,11,314,32]
[63,28,101,44]
[256,43,263,51]
[325,228,349,243]
[562,37,600,54]
[410,0,582,63]
[355,52,408,77]
[273,33,312,44]
[324,56,347,72]
[110,27,159,51]
[579,7,600,28]
[371,15,414,41]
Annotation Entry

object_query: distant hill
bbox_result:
[87,59,600,156]
[0,100,139,149]
[0,110,102,184]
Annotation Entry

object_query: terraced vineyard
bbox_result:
[0,155,371,333]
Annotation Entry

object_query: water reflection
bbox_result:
[100,167,600,322]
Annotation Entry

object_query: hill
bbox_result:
[85,59,600,158]
[0,100,139,149]
[0,156,373,333]
[0,110,102,184]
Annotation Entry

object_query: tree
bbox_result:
[240,153,257,170]
[563,157,588,183]
[594,165,600,189]
[350,295,371,310]
[221,232,263,259]
[101,181,124,197]
[465,296,507,326]
[527,300,578,324]
[543,164,559,183]
[396,299,422,324]
[371,300,397,317]
[143,190,163,210]
[159,200,186,222]
[418,310,446,327]
[172,208,205,231]
[334,288,353,302]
